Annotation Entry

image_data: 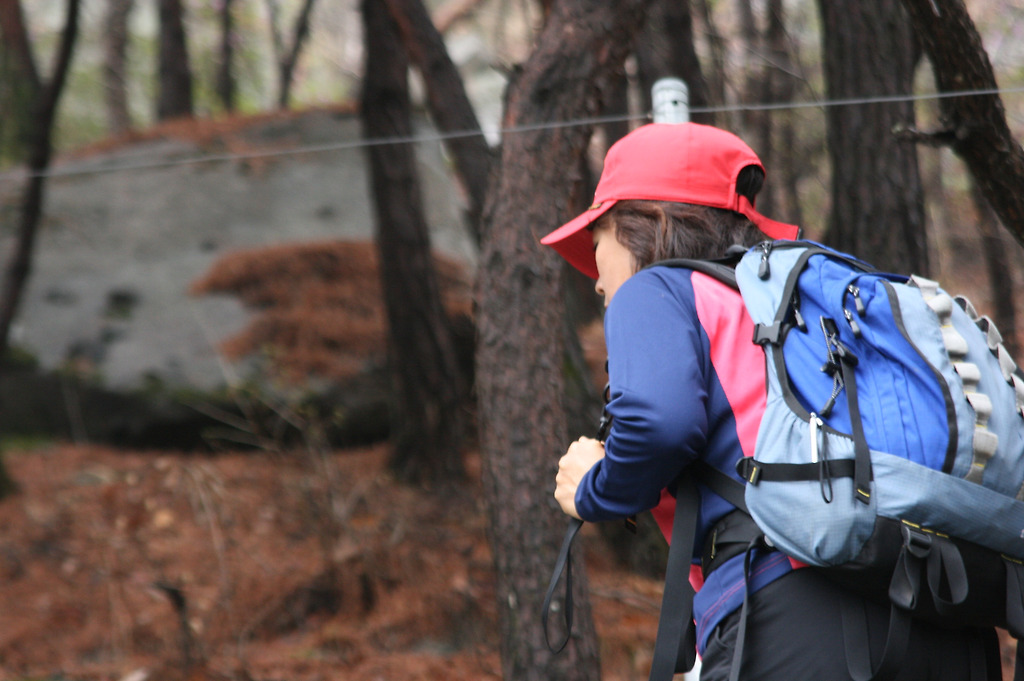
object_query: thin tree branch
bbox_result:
[900,0,1024,245]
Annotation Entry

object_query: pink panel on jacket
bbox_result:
[691,271,766,459]
[651,273,767,590]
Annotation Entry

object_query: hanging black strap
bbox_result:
[542,472,703,678]
[542,517,583,653]
[842,601,999,681]
[1004,559,1024,681]
[840,596,913,681]
[1007,559,1024,638]
[544,462,770,679]
[840,523,979,681]
[686,461,774,681]
[838,347,873,504]
[648,473,699,680]
[926,535,969,616]
[723,533,772,681]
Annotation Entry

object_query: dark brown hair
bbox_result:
[594,165,771,271]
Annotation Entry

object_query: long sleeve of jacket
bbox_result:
[574,268,710,522]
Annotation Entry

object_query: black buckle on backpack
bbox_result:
[901,522,933,558]
[735,457,761,485]
[752,323,781,346]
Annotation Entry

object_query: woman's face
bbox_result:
[592,221,635,307]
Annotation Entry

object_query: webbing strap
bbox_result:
[843,603,999,681]
[842,524,985,681]
[1008,560,1024,639]
[649,474,699,680]
[840,350,873,503]
[726,535,770,681]
[735,457,860,485]
[1007,562,1024,681]
[694,460,747,511]
[841,598,912,681]
[543,472,702,677]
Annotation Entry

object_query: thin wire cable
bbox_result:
[3,85,1023,182]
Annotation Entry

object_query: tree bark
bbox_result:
[276,0,317,109]
[817,0,927,274]
[103,0,133,134]
[433,0,486,33]
[0,0,80,359]
[382,0,494,245]
[0,0,39,91]
[899,0,1024,247]
[634,0,714,126]
[216,0,236,113]
[971,179,1019,358]
[156,0,193,120]
[767,0,805,228]
[694,0,729,121]
[361,0,467,485]
[475,0,651,678]
[0,0,40,161]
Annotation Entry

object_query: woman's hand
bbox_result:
[554,437,606,519]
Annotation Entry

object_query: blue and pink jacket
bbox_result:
[573,264,794,655]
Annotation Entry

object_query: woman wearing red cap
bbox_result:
[543,123,999,680]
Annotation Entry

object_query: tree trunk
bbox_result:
[264,0,284,69]
[361,0,467,485]
[0,0,81,359]
[750,0,776,216]
[694,0,729,120]
[156,0,193,120]
[736,0,759,131]
[971,180,1019,358]
[216,0,236,113]
[899,0,1024,248]
[817,0,927,274]
[0,0,79,499]
[382,0,494,245]
[0,0,40,161]
[276,0,317,109]
[767,0,805,228]
[0,0,39,91]
[733,0,782,217]
[634,0,714,126]
[103,0,133,134]
[475,0,651,678]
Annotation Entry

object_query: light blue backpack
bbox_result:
[733,240,1024,559]
[701,240,1024,681]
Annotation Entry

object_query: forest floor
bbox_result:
[0,442,664,681]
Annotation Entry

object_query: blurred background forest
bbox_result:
[1,0,1024,680]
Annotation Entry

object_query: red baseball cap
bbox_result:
[540,122,800,278]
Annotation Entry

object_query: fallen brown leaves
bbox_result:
[0,440,671,681]
[189,240,472,384]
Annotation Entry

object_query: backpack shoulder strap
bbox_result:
[693,459,748,512]
[648,472,700,680]
[648,257,738,290]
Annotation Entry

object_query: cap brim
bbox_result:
[540,200,618,279]
[737,196,801,241]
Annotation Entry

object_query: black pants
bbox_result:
[700,568,1001,681]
